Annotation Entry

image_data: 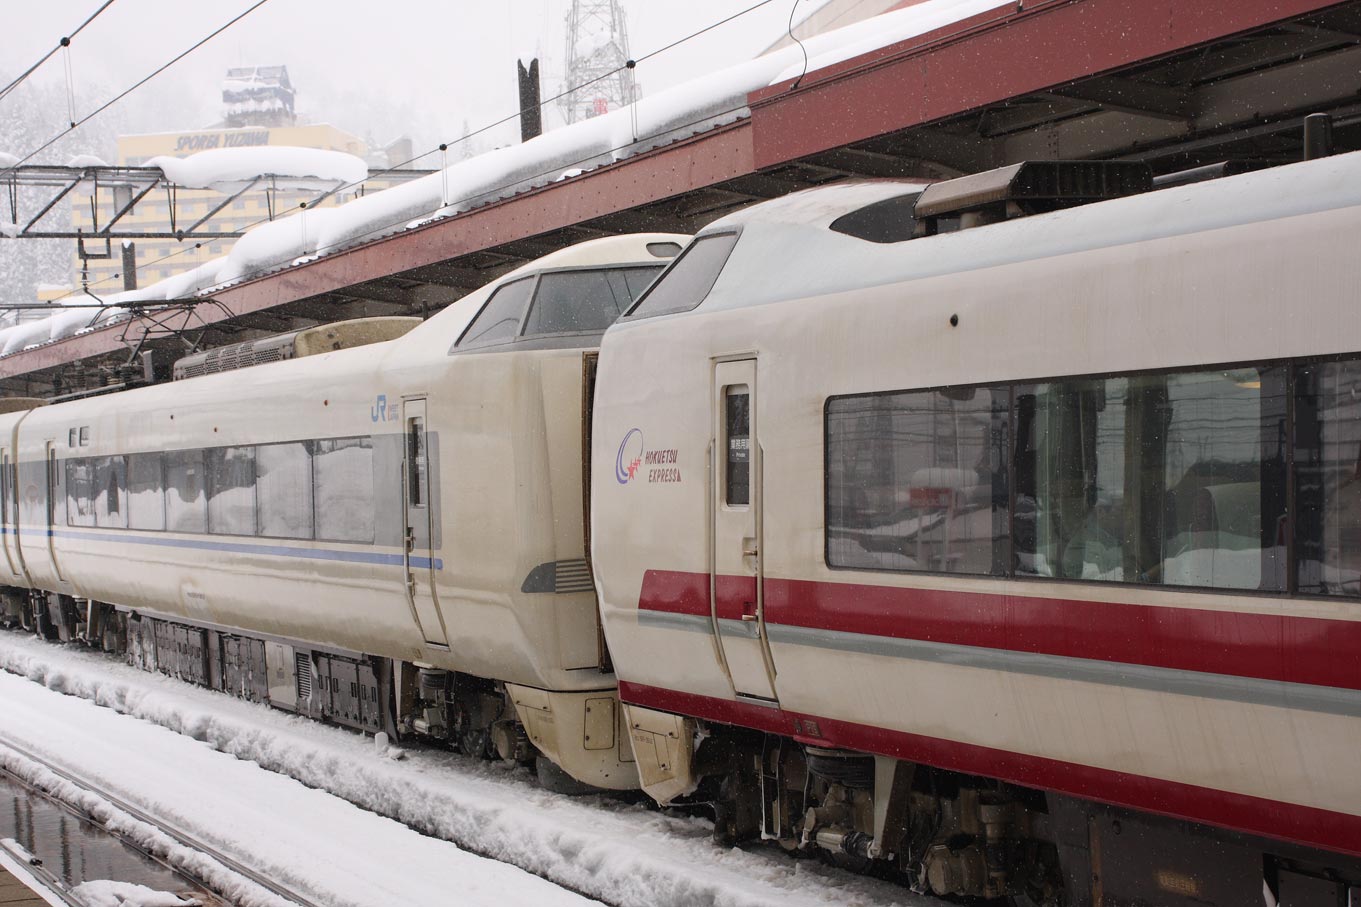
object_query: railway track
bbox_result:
[0,629,926,907]
[0,733,321,907]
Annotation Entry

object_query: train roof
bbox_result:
[703,180,927,230]
[653,150,1361,318]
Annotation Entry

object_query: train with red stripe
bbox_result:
[591,155,1361,905]
[1,151,1359,906]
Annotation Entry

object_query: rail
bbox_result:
[0,734,322,907]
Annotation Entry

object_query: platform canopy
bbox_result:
[2,0,1359,396]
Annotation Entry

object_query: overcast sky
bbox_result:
[0,0,816,161]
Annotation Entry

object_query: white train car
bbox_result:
[592,156,1361,904]
[1,232,683,790]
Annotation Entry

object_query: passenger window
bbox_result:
[522,266,662,336]
[1294,360,1361,596]
[128,453,165,531]
[407,417,427,507]
[94,456,128,529]
[315,437,374,543]
[165,450,206,533]
[626,233,738,320]
[19,461,44,529]
[65,459,95,528]
[725,387,751,507]
[257,442,313,539]
[1013,368,1286,590]
[207,447,256,536]
[826,386,1010,575]
[456,277,535,349]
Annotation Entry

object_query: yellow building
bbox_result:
[73,122,370,292]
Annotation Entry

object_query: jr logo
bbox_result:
[616,428,644,484]
[371,394,397,423]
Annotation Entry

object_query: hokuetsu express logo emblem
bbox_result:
[616,429,644,484]
[615,429,682,485]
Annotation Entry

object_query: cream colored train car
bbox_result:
[592,156,1361,904]
[1,233,683,790]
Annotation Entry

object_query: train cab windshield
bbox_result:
[454,264,664,352]
[624,231,739,320]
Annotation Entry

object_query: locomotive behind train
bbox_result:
[4,151,1361,906]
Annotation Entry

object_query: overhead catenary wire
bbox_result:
[786,0,811,90]
[18,0,784,314]
[0,0,116,106]
[62,43,77,126]
[0,0,271,181]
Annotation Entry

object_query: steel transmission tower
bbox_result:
[559,0,636,124]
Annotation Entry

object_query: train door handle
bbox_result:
[741,601,758,622]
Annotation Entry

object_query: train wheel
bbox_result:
[458,724,492,760]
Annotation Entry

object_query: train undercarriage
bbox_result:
[0,588,622,795]
[626,707,1361,907]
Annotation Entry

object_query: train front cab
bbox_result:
[362,232,689,791]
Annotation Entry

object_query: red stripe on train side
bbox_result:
[637,570,1361,691]
[639,569,752,622]
[618,679,1361,858]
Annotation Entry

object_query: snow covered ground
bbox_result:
[0,655,593,907]
[0,631,935,907]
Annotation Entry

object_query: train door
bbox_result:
[401,398,449,647]
[45,442,65,582]
[0,449,19,580]
[711,359,779,703]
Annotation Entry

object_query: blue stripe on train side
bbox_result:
[2,525,443,571]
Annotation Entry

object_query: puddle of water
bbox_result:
[0,772,220,904]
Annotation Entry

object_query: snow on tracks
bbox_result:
[0,743,293,907]
[0,631,931,907]
[0,666,589,907]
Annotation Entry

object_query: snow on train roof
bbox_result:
[684,150,1361,316]
[0,0,1008,358]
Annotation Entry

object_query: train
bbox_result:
[4,150,1361,907]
